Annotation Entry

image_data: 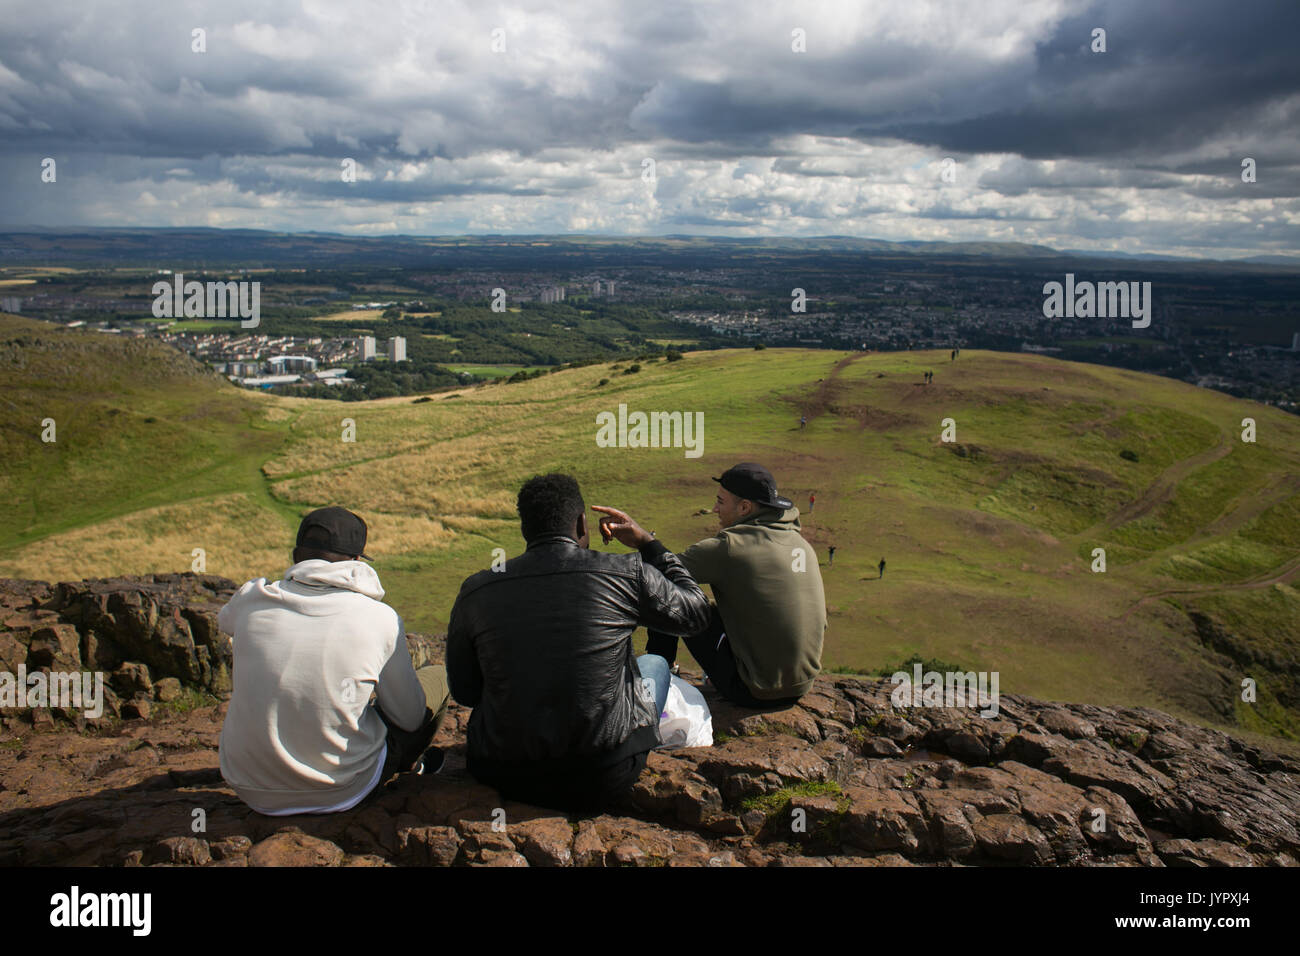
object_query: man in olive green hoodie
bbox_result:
[595,462,826,708]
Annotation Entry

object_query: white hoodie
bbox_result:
[217,559,427,815]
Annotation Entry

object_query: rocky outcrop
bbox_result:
[0,574,237,728]
[0,575,1297,867]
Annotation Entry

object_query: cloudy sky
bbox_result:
[1,0,1297,258]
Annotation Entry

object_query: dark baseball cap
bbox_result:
[296,506,371,560]
[713,462,793,510]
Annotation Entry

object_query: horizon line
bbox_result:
[1,225,1298,267]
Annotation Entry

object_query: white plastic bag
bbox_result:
[657,674,713,749]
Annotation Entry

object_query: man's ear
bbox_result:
[575,510,589,541]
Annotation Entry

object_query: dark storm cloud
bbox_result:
[874,0,1300,161]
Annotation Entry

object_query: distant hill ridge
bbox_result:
[2,227,1296,269]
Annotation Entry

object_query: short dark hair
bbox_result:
[517,473,585,542]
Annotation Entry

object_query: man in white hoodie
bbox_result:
[218,507,448,815]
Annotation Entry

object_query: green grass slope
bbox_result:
[0,315,294,546]
[1,314,1297,749]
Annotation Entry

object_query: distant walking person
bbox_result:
[808,492,816,513]
[827,546,836,568]
[800,415,807,429]
[950,349,955,361]
[878,557,886,578]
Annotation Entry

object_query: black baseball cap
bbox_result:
[713,462,793,510]
[296,507,371,560]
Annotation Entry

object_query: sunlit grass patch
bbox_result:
[0,493,291,583]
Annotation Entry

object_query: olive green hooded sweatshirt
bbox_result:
[678,506,827,699]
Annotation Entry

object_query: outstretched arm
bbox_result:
[592,503,729,586]
[591,506,711,636]
[635,543,711,636]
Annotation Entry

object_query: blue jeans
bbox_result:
[637,653,672,718]
[647,607,802,709]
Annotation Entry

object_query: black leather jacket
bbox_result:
[446,535,710,773]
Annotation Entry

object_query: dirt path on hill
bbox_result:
[800,353,871,422]
[1125,473,1300,573]
[1117,553,1300,620]
[1080,429,1234,538]
[1198,473,1300,539]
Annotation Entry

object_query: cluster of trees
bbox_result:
[404,302,699,366]
[344,359,464,397]
[256,300,709,369]
[267,351,672,401]
[270,356,464,401]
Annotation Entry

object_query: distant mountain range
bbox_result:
[0,227,1296,270]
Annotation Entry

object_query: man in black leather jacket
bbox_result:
[447,473,710,811]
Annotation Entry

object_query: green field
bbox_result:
[166,319,247,332]
[441,363,549,378]
[2,313,1297,750]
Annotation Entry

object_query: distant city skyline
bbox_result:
[1,0,1297,260]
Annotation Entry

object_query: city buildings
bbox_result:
[268,355,318,374]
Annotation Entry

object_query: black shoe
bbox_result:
[414,746,445,775]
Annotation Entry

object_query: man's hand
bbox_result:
[591,505,655,549]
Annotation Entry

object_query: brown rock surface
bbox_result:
[248,830,345,867]
[2,574,1298,867]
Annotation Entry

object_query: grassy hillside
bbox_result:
[0,316,294,548]
[2,313,1297,748]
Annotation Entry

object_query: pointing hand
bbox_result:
[590,505,654,549]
